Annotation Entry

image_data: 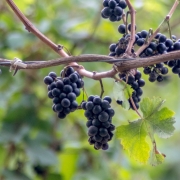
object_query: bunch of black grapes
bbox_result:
[101,0,127,22]
[81,96,115,150]
[109,22,180,82]
[118,71,145,110]
[43,67,84,119]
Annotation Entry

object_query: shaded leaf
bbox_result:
[113,81,133,110]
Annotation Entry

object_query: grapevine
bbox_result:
[0,0,180,174]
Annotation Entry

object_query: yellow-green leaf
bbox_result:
[116,120,150,164]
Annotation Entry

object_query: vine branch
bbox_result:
[135,0,179,57]
[1,50,180,74]
[125,0,136,55]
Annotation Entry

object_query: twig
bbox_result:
[122,13,126,25]
[6,0,68,58]
[129,97,142,118]
[135,0,179,57]
[125,0,136,55]
[99,79,104,98]
[167,20,172,39]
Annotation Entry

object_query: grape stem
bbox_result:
[167,20,172,39]
[129,97,142,118]
[99,79,104,98]
[125,0,136,55]
[135,0,179,57]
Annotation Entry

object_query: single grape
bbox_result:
[88,126,98,136]
[52,88,61,97]
[98,111,109,122]
[44,76,53,85]
[137,79,145,87]
[57,112,66,119]
[102,143,109,150]
[109,43,117,52]
[102,7,111,17]
[118,0,127,9]
[159,34,167,43]
[108,0,116,9]
[86,101,94,111]
[92,105,102,114]
[109,14,117,22]
[48,72,57,79]
[140,30,148,38]
[67,92,76,102]
[86,120,92,128]
[61,98,70,107]
[99,128,108,137]
[114,6,123,16]
[118,24,126,34]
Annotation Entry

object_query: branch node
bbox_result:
[10,58,27,76]
[57,44,63,51]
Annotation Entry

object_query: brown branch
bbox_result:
[1,50,180,73]
[125,0,136,55]
[6,0,69,58]
[135,0,179,57]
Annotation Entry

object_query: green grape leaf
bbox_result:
[150,150,165,166]
[116,119,151,164]
[113,81,133,110]
[147,107,175,138]
[140,97,165,118]
[116,97,175,165]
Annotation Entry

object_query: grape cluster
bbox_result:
[43,67,84,119]
[118,71,145,109]
[109,22,180,82]
[101,0,127,22]
[134,31,180,81]
[81,96,115,150]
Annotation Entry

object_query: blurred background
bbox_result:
[0,0,180,179]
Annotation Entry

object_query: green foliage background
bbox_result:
[0,0,180,179]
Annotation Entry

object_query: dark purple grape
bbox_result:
[57,112,66,119]
[86,101,94,111]
[102,143,109,150]
[48,72,57,79]
[56,80,64,90]
[98,111,109,122]
[118,24,126,34]
[114,6,123,16]
[52,88,61,97]
[161,67,168,74]
[137,79,145,87]
[61,98,70,107]
[135,71,142,80]
[109,14,117,22]
[86,120,92,128]
[119,0,127,9]
[92,105,102,114]
[141,30,148,38]
[108,0,116,9]
[44,76,53,85]
[67,92,76,102]
[92,119,101,127]
[109,43,117,52]
[99,128,108,137]
[102,7,111,17]
[159,34,166,43]
[136,38,145,46]
[88,126,98,136]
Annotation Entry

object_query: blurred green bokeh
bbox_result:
[0,0,180,180]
